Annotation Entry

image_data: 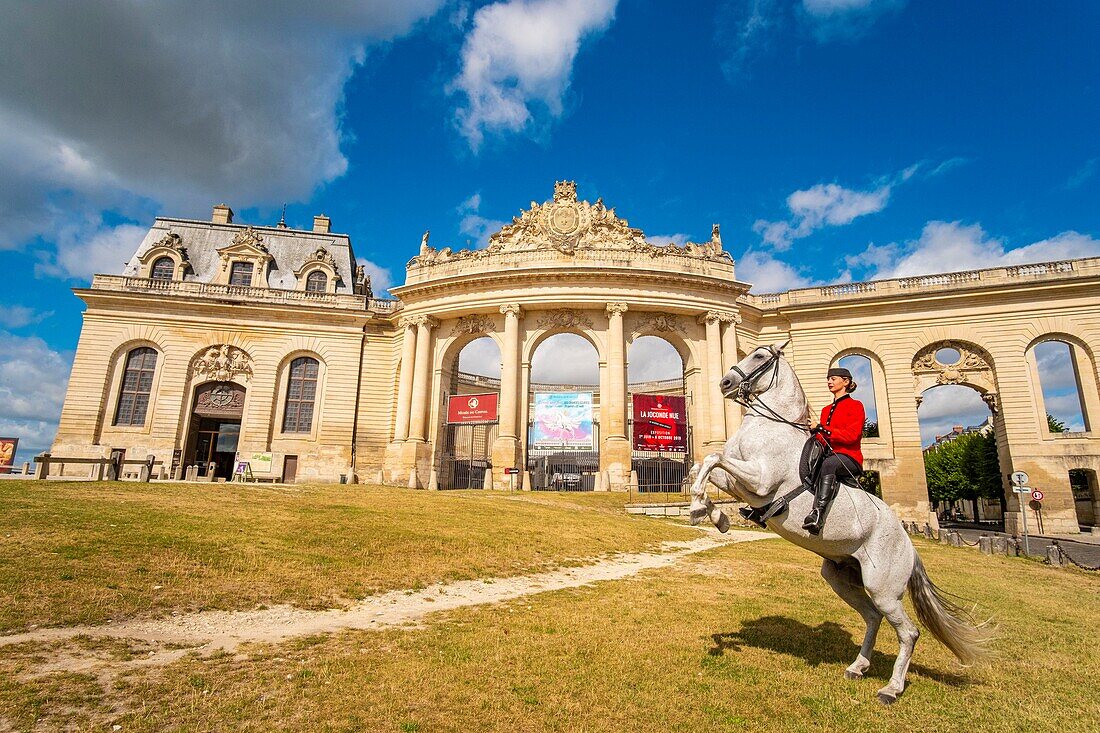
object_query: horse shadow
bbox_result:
[707,615,970,688]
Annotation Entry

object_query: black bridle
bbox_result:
[727,345,811,433]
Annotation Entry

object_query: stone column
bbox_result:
[492,305,524,489]
[498,304,522,440]
[393,318,417,442]
[720,313,743,438]
[604,303,631,489]
[407,315,437,442]
[701,310,727,448]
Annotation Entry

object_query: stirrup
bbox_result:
[738,506,767,527]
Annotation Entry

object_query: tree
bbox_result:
[1047,413,1067,433]
[923,430,1002,520]
[863,420,880,438]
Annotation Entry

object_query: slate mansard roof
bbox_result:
[122,216,360,294]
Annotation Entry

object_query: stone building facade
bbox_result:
[52,182,1100,534]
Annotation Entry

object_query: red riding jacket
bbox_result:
[815,394,865,466]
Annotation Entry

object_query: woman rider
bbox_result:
[803,366,865,534]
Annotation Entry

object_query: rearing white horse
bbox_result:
[688,342,992,705]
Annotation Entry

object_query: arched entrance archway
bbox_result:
[185,381,246,479]
[439,335,502,489]
[628,335,690,492]
[527,333,600,490]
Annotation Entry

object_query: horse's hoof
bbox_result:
[844,670,863,680]
[714,513,730,533]
[876,690,898,706]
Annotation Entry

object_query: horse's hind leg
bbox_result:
[861,566,920,705]
[821,559,882,680]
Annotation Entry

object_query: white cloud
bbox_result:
[457,193,508,247]
[846,221,1100,280]
[799,0,905,40]
[0,333,72,462]
[35,223,147,281]
[754,180,892,250]
[1065,157,1097,189]
[645,233,694,247]
[627,336,684,383]
[717,0,783,82]
[531,333,600,384]
[0,1,445,258]
[738,250,824,292]
[457,336,502,378]
[917,384,990,447]
[1033,341,1080,392]
[0,304,52,329]
[450,0,617,150]
[361,260,395,296]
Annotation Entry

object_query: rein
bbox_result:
[729,347,810,433]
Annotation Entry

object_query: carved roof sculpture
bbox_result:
[408,181,732,268]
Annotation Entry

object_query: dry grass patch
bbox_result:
[2,535,1097,732]
[0,481,696,632]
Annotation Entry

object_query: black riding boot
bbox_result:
[803,474,838,535]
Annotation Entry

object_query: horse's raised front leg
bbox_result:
[688,453,768,533]
[821,559,883,681]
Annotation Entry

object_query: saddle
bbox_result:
[738,435,858,527]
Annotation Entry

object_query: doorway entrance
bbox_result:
[186,381,245,480]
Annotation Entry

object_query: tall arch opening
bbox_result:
[1032,339,1088,434]
[628,336,689,493]
[918,383,1002,525]
[528,333,600,490]
[439,336,501,489]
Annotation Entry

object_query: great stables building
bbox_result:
[52,181,1100,534]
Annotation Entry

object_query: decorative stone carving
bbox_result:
[304,246,336,268]
[536,308,593,329]
[606,303,629,318]
[154,231,185,253]
[193,345,253,382]
[408,181,733,266]
[912,341,998,413]
[193,382,246,418]
[139,231,191,276]
[405,314,438,329]
[230,226,268,252]
[636,313,686,334]
[451,314,495,336]
[698,310,729,325]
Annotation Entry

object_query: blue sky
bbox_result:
[0,0,1097,460]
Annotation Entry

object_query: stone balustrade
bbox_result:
[740,257,1098,308]
[90,274,400,314]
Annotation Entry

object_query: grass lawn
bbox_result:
[2,481,1098,732]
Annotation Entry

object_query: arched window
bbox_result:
[150,256,175,281]
[283,357,319,433]
[229,261,254,286]
[305,271,327,292]
[114,347,158,426]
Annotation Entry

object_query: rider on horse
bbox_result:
[803,366,865,534]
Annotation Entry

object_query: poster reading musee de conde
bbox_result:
[530,392,593,450]
[632,395,687,452]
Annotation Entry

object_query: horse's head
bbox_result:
[719,340,790,399]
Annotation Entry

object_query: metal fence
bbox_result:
[437,422,498,490]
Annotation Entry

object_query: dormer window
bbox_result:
[305,271,328,293]
[229,261,254,286]
[151,257,175,281]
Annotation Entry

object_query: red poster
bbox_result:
[0,437,17,474]
[447,393,499,424]
[632,395,687,452]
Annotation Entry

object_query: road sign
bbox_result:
[1031,489,1044,502]
[1012,486,1032,493]
[1011,470,1029,486]
[504,467,520,475]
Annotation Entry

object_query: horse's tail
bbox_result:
[907,553,995,666]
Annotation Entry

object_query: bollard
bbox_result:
[992,536,1009,555]
[923,523,934,540]
[948,531,962,547]
[1045,545,1062,567]
[1007,537,1021,557]
[940,528,950,544]
[979,536,992,554]
[34,453,50,480]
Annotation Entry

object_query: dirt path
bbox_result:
[2,530,771,675]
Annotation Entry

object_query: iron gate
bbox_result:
[630,424,694,494]
[438,422,498,490]
[526,420,601,491]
